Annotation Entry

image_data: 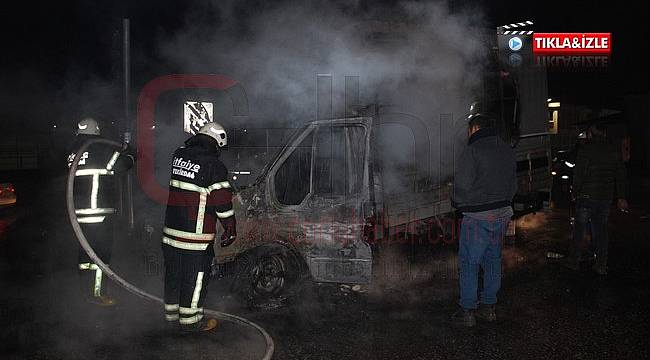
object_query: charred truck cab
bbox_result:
[215,115,453,301]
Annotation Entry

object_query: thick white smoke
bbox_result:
[158,0,488,123]
[156,0,489,191]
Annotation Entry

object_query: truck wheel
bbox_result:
[251,252,287,297]
[232,247,301,305]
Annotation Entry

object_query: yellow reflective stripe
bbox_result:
[165,304,180,312]
[216,209,234,219]
[179,307,201,315]
[179,306,204,324]
[79,263,103,296]
[78,216,106,224]
[169,180,231,194]
[179,314,204,325]
[79,263,99,270]
[207,181,231,192]
[106,151,120,171]
[169,179,208,193]
[75,169,114,176]
[165,314,179,321]
[90,174,99,209]
[196,193,207,233]
[162,227,214,241]
[75,208,117,215]
[94,267,103,297]
[191,272,205,309]
[162,236,211,251]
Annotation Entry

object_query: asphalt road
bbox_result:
[1,175,649,359]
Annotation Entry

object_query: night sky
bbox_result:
[2,0,648,136]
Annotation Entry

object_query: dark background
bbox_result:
[1,0,649,165]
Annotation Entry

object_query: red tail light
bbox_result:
[8,185,14,192]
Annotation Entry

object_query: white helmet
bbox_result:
[76,117,101,135]
[197,122,227,148]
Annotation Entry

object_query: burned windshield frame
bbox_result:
[312,125,366,198]
[256,125,309,186]
[270,123,368,207]
[271,127,315,206]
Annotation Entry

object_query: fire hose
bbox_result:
[66,138,274,360]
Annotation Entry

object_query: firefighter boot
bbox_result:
[79,266,116,306]
[181,318,219,333]
[164,320,181,332]
[164,305,180,331]
[86,294,117,306]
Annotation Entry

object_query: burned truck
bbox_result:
[141,22,552,302]
[215,112,455,301]
[213,38,553,302]
[217,75,551,302]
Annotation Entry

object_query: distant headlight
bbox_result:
[551,171,557,176]
[561,175,569,180]
[564,161,575,168]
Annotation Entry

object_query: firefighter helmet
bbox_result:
[76,117,101,136]
[197,122,228,148]
[467,101,482,120]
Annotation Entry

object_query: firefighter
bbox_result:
[565,124,628,275]
[162,122,236,332]
[67,117,134,306]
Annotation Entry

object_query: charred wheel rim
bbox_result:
[250,254,286,297]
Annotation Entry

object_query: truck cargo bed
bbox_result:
[383,185,452,228]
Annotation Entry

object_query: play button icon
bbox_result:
[508,37,523,51]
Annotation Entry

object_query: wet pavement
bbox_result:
[1,176,649,359]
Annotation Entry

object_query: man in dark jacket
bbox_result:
[567,124,628,275]
[162,122,236,333]
[451,114,517,327]
[67,117,134,306]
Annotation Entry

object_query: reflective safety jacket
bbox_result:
[67,135,134,224]
[162,138,236,251]
[572,139,627,201]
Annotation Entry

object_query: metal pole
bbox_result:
[123,18,135,230]
[123,18,131,138]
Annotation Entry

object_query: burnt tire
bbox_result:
[231,246,302,306]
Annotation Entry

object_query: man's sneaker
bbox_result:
[451,308,476,327]
[592,263,607,275]
[181,318,219,333]
[475,304,497,322]
[86,295,116,306]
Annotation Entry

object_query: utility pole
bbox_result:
[123,18,135,230]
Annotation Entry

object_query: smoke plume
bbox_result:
[156,0,489,188]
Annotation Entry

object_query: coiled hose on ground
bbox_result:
[66,138,274,360]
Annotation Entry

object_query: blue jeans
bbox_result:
[573,198,610,265]
[458,216,508,310]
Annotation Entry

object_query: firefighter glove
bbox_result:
[220,234,236,247]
